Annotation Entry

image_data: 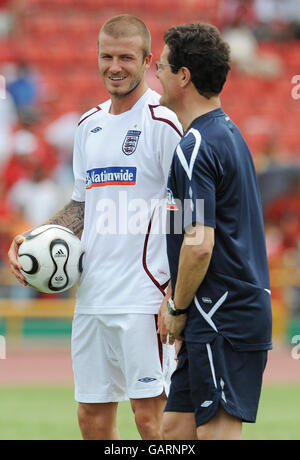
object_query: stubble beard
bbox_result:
[109,80,140,99]
[107,71,144,99]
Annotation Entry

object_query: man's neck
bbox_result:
[177,93,221,132]
[109,82,148,115]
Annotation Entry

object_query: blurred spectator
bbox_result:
[263,176,300,321]
[264,177,300,251]
[254,0,300,25]
[254,0,300,40]
[219,0,258,29]
[223,19,283,78]
[0,86,18,166]
[254,134,286,173]
[0,178,33,298]
[280,212,300,252]
[44,100,96,194]
[0,114,58,192]
[0,183,15,267]
[219,0,282,77]
[44,109,80,196]
[264,220,283,259]
[8,163,68,227]
[44,97,98,160]
[45,110,79,159]
[0,135,37,192]
[0,0,14,38]
[6,61,42,118]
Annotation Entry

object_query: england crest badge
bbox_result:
[122,130,141,155]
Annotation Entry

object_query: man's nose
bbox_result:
[109,58,122,73]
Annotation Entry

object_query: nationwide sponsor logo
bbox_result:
[122,130,141,155]
[86,167,137,189]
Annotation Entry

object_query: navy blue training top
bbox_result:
[166,108,272,351]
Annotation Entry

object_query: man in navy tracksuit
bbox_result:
[156,22,272,440]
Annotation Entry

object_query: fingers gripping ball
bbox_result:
[18,225,83,294]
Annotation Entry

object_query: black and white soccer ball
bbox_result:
[18,225,83,294]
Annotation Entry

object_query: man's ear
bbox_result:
[144,53,153,69]
[179,66,191,88]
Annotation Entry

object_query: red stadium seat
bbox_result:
[4,0,299,162]
[0,40,17,62]
[26,17,60,38]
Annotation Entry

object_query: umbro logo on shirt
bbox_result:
[202,297,212,304]
[90,126,102,133]
[138,377,157,383]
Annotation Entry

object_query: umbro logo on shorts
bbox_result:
[201,400,213,408]
[138,377,157,383]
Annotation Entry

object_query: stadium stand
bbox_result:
[0,0,299,342]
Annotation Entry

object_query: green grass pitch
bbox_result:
[0,384,299,440]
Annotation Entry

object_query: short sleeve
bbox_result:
[71,125,86,202]
[149,105,183,183]
[169,128,222,231]
[159,124,182,182]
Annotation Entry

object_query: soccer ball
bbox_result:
[18,224,83,294]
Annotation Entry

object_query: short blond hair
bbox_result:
[99,14,151,60]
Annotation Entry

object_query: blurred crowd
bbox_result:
[0,0,299,319]
[0,59,75,272]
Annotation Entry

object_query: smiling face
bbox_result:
[98,32,151,99]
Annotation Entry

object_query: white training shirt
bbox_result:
[72,89,182,314]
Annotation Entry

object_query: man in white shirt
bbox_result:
[8,15,182,440]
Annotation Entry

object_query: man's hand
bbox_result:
[8,234,27,286]
[157,282,173,344]
[164,313,187,345]
[157,292,170,344]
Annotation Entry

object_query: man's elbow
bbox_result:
[190,241,214,263]
[184,224,215,263]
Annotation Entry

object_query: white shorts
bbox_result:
[71,313,176,403]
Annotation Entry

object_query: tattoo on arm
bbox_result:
[47,200,85,238]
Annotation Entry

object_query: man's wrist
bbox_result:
[167,298,190,316]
